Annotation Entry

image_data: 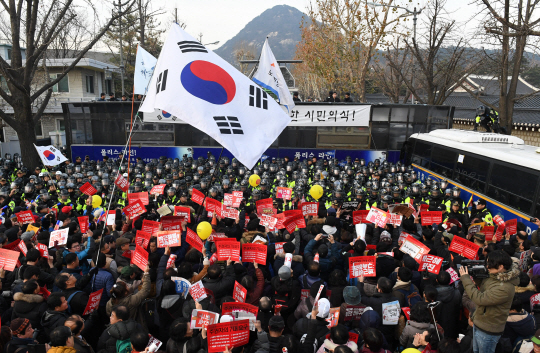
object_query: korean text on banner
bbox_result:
[0,248,19,271]
[150,184,166,195]
[216,241,240,261]
[49,228,69,248]
[260,214,277,229]
[78,217,89,234]
[420,211,443,226]
[207,320,250,353]
[131,245,149,271]
[189,281,207,302]
[420,254,444,274]
[157,230,181,248]
[161,216,183,231]
[16,211,34,224]
[256,198,274,216]
[174,206,191,222]
[141,219,160,235]
[186,228,204,252]
[79,182,97,196]
[191,309,220,329]
[300,202,318,216]
[399,236,430,263]
[191,189,205,205]
[276,187,292,200]
[135,230,152,248]
[448,236,479,260]
[128,192,149,205]
[123,200,146,219]
[349,256,376,278]
[233,281,247,303]
[82,289,103,316]
[241,243,267,265]
[353,210,370,225]
[114,174,129,192]
[366,207,388,228]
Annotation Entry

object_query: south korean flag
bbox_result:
[140,23,290,169]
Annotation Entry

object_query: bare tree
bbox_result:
[371,39,410,103]
[456,0,540,132]
[0,0,135,166]
[233,40,257,75]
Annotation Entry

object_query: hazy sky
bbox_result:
[145,0,485,50]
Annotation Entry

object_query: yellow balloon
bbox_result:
[402,349,421,353]
[310,185,324,200]
[197,221,212,240]
[249,174,261,187]
[91,195,102,208]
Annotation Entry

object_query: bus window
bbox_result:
[430,146,456,179]
[454,154,489,193]
[488,164,536,214]
[413,141,432,168]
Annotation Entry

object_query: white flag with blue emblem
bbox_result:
[140,24,290,169]
[34,144,68,166]
[252,38,295,112]
[134,45,157,94]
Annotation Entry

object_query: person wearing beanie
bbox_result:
[293,298,332,349]
[4,318,36,353]
[20,231,34,242]
[270,264,301,320]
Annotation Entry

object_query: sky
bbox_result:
[145,0,486,50]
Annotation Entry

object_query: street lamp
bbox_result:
[367,2,422,104]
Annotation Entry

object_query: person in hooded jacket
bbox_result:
[96,306,145,353]
[12,280,48,332]
[271,266,301,320]
[392,267,420,308]
[434,270,461,339]
[316,324,359,353]
[273,242,305,280]
[514,271,537,313]
[41,293,70,339]
[158,280,185,343]
[304,234,337,281]
[166,317,207,353]
[399,302,436,348]
[501,297,537,349]
[202,258,236,299]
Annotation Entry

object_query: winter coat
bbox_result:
[241,230,260,245]
[251,330,281,353]
[392,281,420,308]
[64,287,89,316]
[46,346,77,353]
[159,294,185,343]
[293,317,330,349]
[295,297,316,320]
[105,272,151,325]
[246,268,265,306]
[114,249,131,269]
[165,334,206,353]
[273,253,305,280]
[376,255,396,279]
[304,239,336,280]
[298,273,326,290]
[96,320,141,353]
[202,264,235,299]
[399,321,435,348]
[435,285,462,339]
[357,283,399,320]
[316,339,358,353]
[515,283,537,313]
[181,298,220,320]
[503,310,537,345]
[12,292,48,330]
[91,268,114,306]
[461,263,521,335]
[73,336,94,353]
[270,276,301,317]
[3,337,35,353]
[41,310,69,338]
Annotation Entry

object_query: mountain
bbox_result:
[214,5,305,67]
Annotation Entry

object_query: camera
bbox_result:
[530,218,538,223]
[462,259,489,279]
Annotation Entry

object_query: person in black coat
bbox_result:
[40,292,69,338]
[4,318,37,353]
[273,242,305,280]
[514,271,537,313]
[96,306,145,353]
[166,317,207,353]
[435,271,462,339]
[12,280,47,331]
[202,259,236,299]
[54,272,92,317]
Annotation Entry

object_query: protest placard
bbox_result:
[16,211,34,224]
[420,254,444,274]
[207,320,250,353]
[186,228,204,252]
[399,236,430,262]
[150,184,166,195]
[135,230,152,248]
[123,200,146,219]
[131,245,148,271]
[366,207,388,228]
[174,206,191,222]
[114,174,129,192]
[49,228,69,248]
[157,230,181,248]
[241,243,267,265]
[353,210,370,224]
[233,281,247,303]
[348,256,376,278]
[0,248,19,271]
[82,289,103,316]
[189,281,207,302]
[128,192,149,205]
[449,236,480,260]
[191,309,220,329]
[79,182,97,196]
[141,219,160,235]
[276,187,292,200]
[78,217,89,234]
[420,211,443,226]
[216,241,240,261]
[191,189,205,205]
[300,202,318,216]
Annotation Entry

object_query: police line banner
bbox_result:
[143,104,371,127]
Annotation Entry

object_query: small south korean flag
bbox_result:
[34,144,68,166]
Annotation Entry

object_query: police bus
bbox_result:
[406,129,540,234]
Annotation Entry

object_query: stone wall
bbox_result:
[452,121,540,147]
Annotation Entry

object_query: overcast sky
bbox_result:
[143,0,484,50]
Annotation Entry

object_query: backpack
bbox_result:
[397,286,422,307]
[66,290,82,314]
[116,338,132,353]
[140,298,159,333]
[10,266,24,291]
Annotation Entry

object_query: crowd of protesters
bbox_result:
[0,152,539,353]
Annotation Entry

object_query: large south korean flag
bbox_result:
[140,23,290,169]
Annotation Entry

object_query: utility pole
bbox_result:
[175,8,178,23]
[118,0,125,95]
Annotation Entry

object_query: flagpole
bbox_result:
[191,147,224,230]
[127,44,139,195]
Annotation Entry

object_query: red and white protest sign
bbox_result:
[205,198,223,216]
[79,182,97,196]
[135,230,152,248]
[36,243,49,258]
[241,243,267,265]
[207,320,250,353]
[224,192,242,208]
[221,302,259,316]
[275,242,286,255]
[0,248,19,271]
[300,202,319,216]
[399,236,431,263]
[191,309,220,329]
[353,210,370,225]
[274,213,285,229]
[161,216,183,231]
[150,184,166,195]
[495,224,505,241]
[146,336,162,352]
[123,200,146,219]
[284,214,306,233]
[166,254,177,269]
[186,228,204,252]
[157,230,181,248]
[420,211,443,226]
[366,207,388,228]
[449,236,480,260]
[16,211,34,224]
[402,307,411,320]
[420,254,444,274]
[483,226,495,241]
[233,281,247,303]
[531,293,540,311]
[256,198,274,216]
[216,241,241,261]
[191,188,205,205]
[82,289,103,316]
[398,232,410,244]
[131,245,148,271]
[276,187,292,200]
[78,216,89,234]
[141,219,160,235]
[505,219,518,235]
[349,256,376,278]
[344,305,367,321]
[114,174,129,192]
[49,228,69,248]
[260,214,278,229]
[17,241,27,256]
[387,213,403,226]
[221,206,239,220]
[174,206,191,222]
[447,267,460,284]
[189,280,207,302]
[128,192,149,206]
